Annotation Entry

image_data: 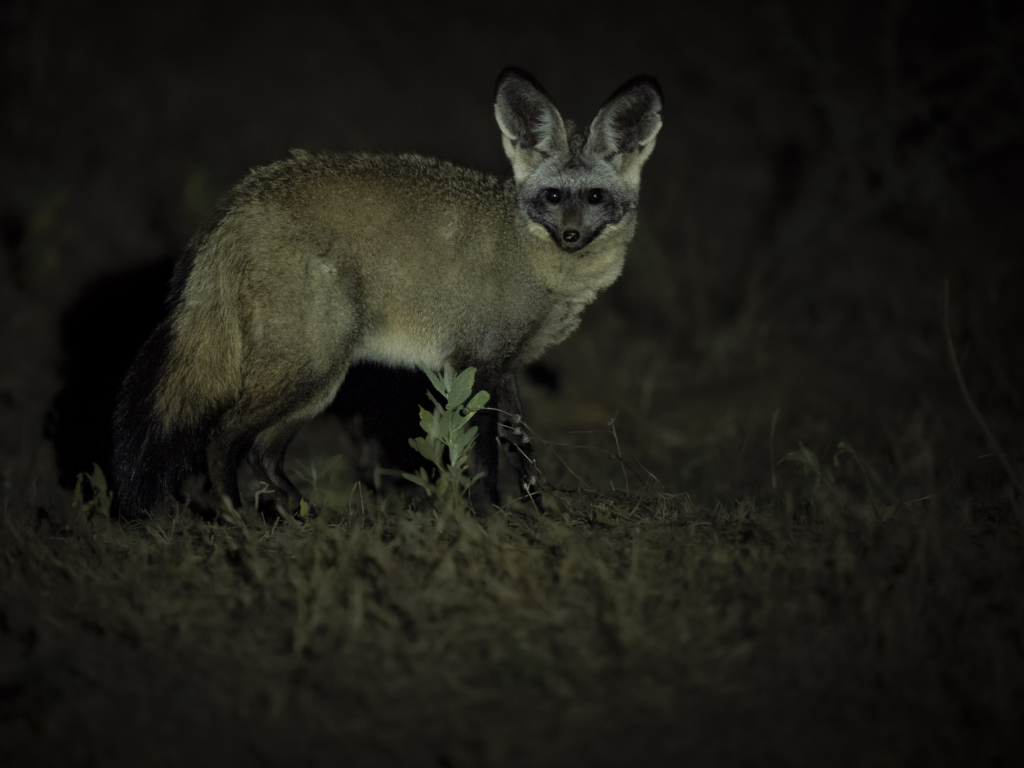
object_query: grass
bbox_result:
[2,416,1022,765]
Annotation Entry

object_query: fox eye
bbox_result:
[545,189,562,204]
[587,189,604,205]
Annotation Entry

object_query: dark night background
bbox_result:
[1,0,1023,765]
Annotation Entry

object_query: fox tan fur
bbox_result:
[113,67,662,515]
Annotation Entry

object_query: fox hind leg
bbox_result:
[248,368,350,515]
[205,368,347,518]
[248,417,306,513]
[207,427,256,512]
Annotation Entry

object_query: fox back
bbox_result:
[113,67,663,516]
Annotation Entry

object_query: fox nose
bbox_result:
[562,229,580,243]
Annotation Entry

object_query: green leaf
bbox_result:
[436,409,453,442]
[409,436,431,462]
[466,390,490,412]
[422,365,444,395]
[452,391,489,432]
[450,409,471,433]
[73,463,113,519]
[783,442,821,478]
[447,367,475,410]
[834,440,855,467]
[402,471,429,488]
[442,362,456,394]
[410,436,443,468]
[418,406,439,439]
[426,391,443,413]
[453,425,478,457]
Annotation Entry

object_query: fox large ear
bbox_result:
[586,76,663,187]
[494,67,568,183]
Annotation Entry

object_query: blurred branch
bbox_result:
[943,280,1023,505]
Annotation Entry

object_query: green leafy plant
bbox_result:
[403,363,490,501]
[290,454,349,516]
[72,463,113,519]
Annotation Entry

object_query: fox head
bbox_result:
[495,67,662,254]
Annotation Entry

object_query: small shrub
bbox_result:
[403,363,490,505]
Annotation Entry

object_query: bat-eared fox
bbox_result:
[113,67,663,517]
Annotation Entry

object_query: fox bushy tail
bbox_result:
[112,230,244,517]
[112,320,205,515]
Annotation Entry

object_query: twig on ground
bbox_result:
[770,407,780,490]
[943,280,1023,507]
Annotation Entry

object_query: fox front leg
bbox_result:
[471,383,502,513]
[496,372,541,504]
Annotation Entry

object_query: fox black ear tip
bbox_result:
[495,66,546,96]
[605,74,664,108]
[641,76,663,101]
[496,65,531,81]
